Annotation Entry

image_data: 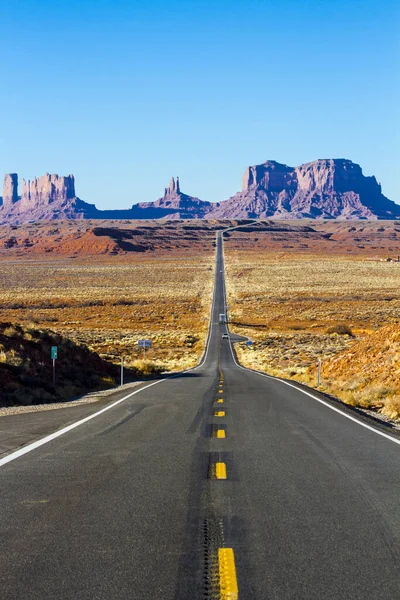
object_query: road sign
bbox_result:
[138,340,152,348]
[51,346,57,387]
[246,341,253,346]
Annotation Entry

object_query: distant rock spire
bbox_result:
[176,176,180,193]
[169,177,176,193]
[2,174,19,209]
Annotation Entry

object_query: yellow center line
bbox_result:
[218,548,238,600]
[216,429,226,438]
[215,410,225,417]
[217,398,224,403]
[215,462,227,479]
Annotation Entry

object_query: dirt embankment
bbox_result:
[321,325,400,419]
[0,323,118,407]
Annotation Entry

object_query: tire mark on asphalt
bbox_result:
[97,404,147,436]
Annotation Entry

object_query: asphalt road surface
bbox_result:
[0,233,399,599]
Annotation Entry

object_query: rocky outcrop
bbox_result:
[0,173,99,224]
[137,176,213,219]
[1,174,19,209]
[0,174,211,224]
[211,159,400,220]
[165,176,180,195]
[0,160,398,224]
[20,173,76,211]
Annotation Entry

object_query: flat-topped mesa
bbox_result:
[295,159,381,195]
[242,161,296,193]
[20,173,76,210]
[0,159,397,224]
[1,173,19,209]
[215,158,399,220]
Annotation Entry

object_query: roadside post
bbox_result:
[317,358,321,387]
[138,339,152,360]
[51,346,57,386]
[121,356,124,387]
[246,340,255,370]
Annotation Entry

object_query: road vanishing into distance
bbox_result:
[1,233,399,599]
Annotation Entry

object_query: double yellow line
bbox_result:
[219,548,239,600]
[213,370,239,599]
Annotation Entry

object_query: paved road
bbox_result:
[0,233,399,599]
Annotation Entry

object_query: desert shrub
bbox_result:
[184,334,199,347]
[13,388,35,405]
[382,395,400,419]
[326,323,354,336]
[357,384,396,406]
[58,386,81,400]
[3,325,18,337]
[132,359,165,376]
[99,375,115,388]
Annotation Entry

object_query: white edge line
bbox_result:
[221,238,400,448]
[0,379,166,468]
[0,233,221,469]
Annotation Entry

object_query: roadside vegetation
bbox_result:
[0,322,117,407]
[0,244,214,406]
[225,249,400,421]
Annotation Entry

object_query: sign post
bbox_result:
[245,340,255,370]
[121,356,124,387]
[138,339,152,360]
[51,346,58,386]
[317,358,321,387]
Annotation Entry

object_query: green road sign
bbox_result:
[51,346,58,360]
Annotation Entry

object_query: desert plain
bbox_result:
[0,218,399,420]
[224,220,400,420]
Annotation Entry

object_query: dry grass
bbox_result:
[225,250,400,420]
[0,255,214,374]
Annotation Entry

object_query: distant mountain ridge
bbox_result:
[0,159,398,224]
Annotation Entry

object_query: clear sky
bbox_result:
[1,0,399,208]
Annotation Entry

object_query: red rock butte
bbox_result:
[0,159,399,224]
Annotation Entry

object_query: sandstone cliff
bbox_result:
[211,159,400,220]
[0,160,398,224]
[0,173,99,224]
[0,174,210,224]
[20,173,76,211]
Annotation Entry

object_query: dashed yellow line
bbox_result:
[215,462,227,479]
[215,410,225,417]
[217,398,224,403]
[216,429,226,439]
[219,548,238,599]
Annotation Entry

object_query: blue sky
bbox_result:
[1,0,399,208]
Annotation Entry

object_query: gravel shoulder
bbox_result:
[0,381,148,459]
